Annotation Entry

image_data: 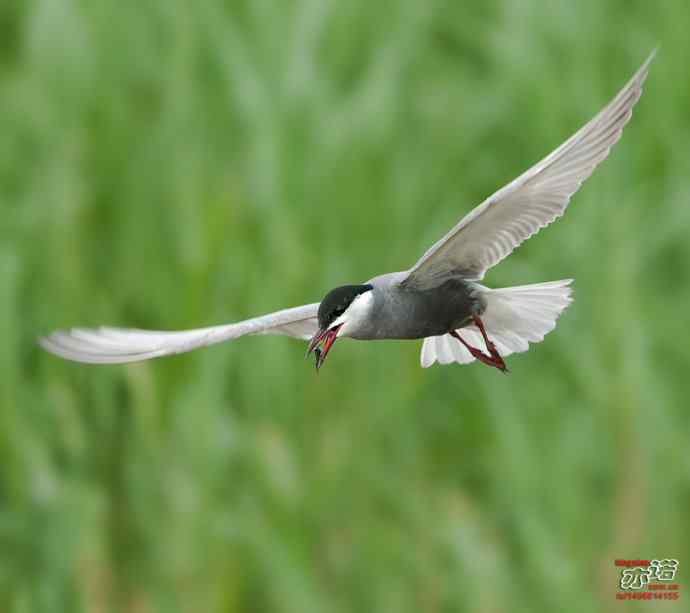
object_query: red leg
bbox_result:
[450,328,508,373]
[472,316,498,356]
[472,316,508,372]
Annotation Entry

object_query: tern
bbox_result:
[40,52,654,372]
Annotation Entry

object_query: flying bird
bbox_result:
[40,52,655,372]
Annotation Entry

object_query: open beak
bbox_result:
[306,325,342,371]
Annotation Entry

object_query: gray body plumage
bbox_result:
[350,274,485,340]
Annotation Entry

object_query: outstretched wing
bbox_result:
[39,303,319,364]
[402,51,655,287]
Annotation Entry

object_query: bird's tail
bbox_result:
[420,279,573,367]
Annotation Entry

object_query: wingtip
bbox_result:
[636,48,657,81]
[37,332,58,354]
[37,330,72,360]
[37,331,75,362]
[642,48,658,72]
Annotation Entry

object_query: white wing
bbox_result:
[39,303,319,364]
[402,51,655,287]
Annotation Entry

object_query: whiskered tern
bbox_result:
[40,52,655,372]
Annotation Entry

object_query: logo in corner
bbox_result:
[615,559,680,601]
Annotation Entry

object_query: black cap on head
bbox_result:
[317,284,373,330]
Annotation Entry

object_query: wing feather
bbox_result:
[39,303,320,364]
[403,51,655,286]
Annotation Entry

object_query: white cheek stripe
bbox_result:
[332,291,373,337]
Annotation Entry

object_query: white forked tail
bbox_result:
[420,279,573,367]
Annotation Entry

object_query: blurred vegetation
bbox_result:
[1,1,689,612]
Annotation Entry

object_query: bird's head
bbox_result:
[306,284,373,370]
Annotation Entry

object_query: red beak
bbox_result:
[306,325,342,370]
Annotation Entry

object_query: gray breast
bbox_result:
[352,278,485,340]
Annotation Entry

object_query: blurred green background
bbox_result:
[1,1,689,611]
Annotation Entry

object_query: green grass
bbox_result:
[1,1,690,611]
